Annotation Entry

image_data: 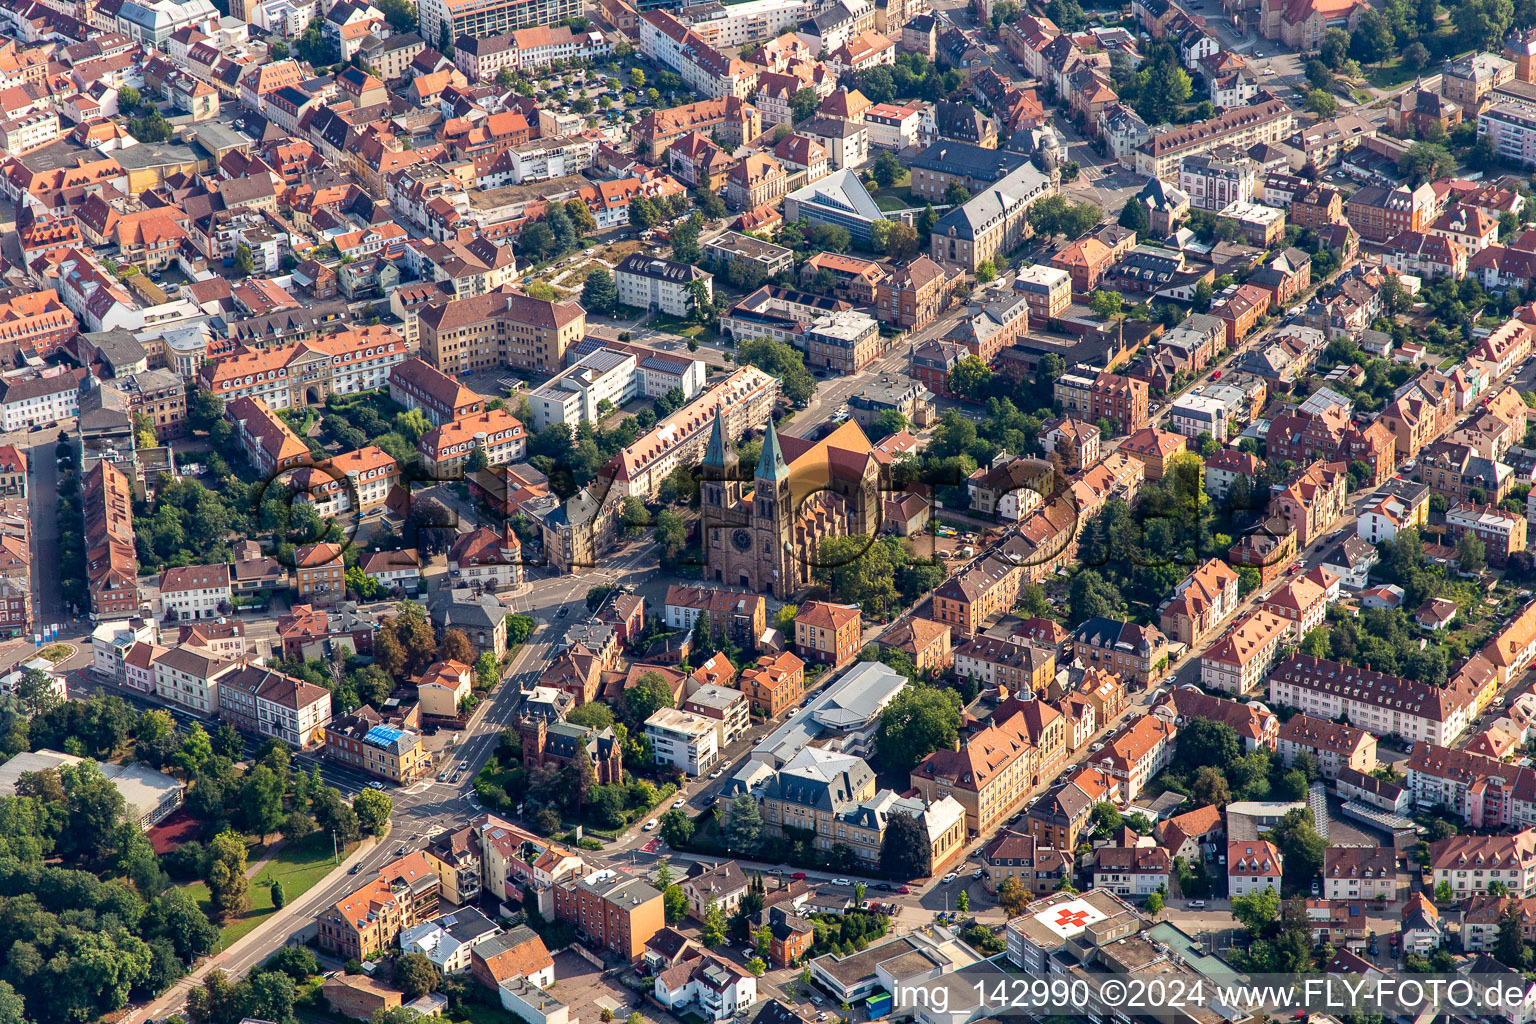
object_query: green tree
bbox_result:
[582,267,618,315]
[395,952,440,999]
[205,830,251,921]
[790,88,820,121]
[1232,886,1281,932]
[1304,89,1338,117]
[875,685,962,773]
[1398,142,1457,186]
[1118,197,1149,234]
[872,150,903,188]
[947,355,992,400]
[1456,531,1487,573]
[702,898,727,946]
[1146,892,1164,915]
[724,795,765,854]
[270,880,285,909]
[975,259,996,285]
[118,85,140,112]
[957,889,969,912]
[233,243,256,277]
[353,788,393,835]
[1497,899,1528,968]
[239,765,284,841]
[1089,289,1124,320]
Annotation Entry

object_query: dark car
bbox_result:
[874,883,891,891]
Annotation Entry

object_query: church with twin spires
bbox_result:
[700,407,885,600]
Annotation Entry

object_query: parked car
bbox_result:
[367,780,385,790]
[643,819,658,831]
[895,885,911,894]
[942,872,958,883]
[672,798,686,808]
[874,883,891,891]
[791,871,807,880]
[831,877,852,886]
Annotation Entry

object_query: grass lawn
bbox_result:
[1364,58,1421,91]
[646,312,716,343]
[182,831,357,947]
[875,195,908,213]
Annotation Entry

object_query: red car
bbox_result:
[895,886,911,894]
[1212,370,1222,380]
[792,871,807,881]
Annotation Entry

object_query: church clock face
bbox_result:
[732,529,753,553]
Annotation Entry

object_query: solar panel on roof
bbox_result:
[365,725,407,747]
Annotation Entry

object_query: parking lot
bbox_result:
[548,950,639,1022]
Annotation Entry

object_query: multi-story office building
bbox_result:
[217,663,332,748]
[1178,149,1255,211]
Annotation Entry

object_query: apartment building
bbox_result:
[1269,654,1473,747]
[1086,714,1176,802]
[737,651,806,717]
[418,289,586,377]
[1053,370,1150,434]
[418,0,580,48]
[932,556,1021,637]
[83,460,140,620]
[953,635,1055,696]
[198,325,407,410]
[1071,617,1169,687]
[1013,264,1071,322]
[1178,149,1255,212]
[552,870,665,964]
[217,663,332,748]
[152,644,237,716]
[681,684,751,747]
[448,526,523,591]
[793,601,862,668]
[1277,712,1376,776]
[646,708,720,776]
[325,711,432,783]
[0,291,78,357]
[1134,98,1295,179]
[615,254,714,319]
[662,586,767,650]
[226,396,310,477]
[1445,501,1528,566]
[1158,558,1239,647]
[909,707,1038,835]
[388,357,484,427]
[294,542,345,607]
[1429,831,1536,898]
[419,409,527,478]
[1228,840,1283,897]
[318,851,442,960]
[158,564,232,622]
[1343,182,1437,243]
[293,446,401,520]
[1323,846,1398,901]
[1158,687,1278,751]
[1199,610,1289,694]
[929,161,1055,272]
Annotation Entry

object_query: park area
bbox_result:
[180,830,356,946]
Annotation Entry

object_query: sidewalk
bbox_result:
[126,834,382,1024]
